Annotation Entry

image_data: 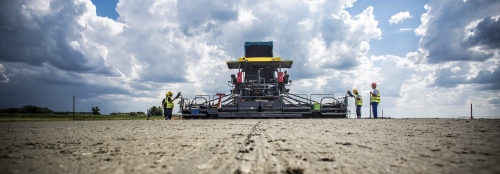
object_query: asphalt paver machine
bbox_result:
[180,41,349,119]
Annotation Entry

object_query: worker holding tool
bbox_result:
[162,91,181,120]
[353,89,363,118]
[370,83,381,119]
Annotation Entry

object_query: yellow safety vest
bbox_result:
[371,88,380,103]
[355,94,363,106]
[164,97,174,108]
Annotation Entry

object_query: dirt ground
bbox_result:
[0,118,499,174]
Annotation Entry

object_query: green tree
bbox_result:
[91,106,101,115]
[148,106,163,116]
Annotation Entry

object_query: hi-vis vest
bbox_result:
[164,97,174,108]
[355,94,363,106]
[371,88,380,103]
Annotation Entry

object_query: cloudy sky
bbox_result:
[1,0,499,118]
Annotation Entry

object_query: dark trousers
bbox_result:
[355,105,361,118]
[164,108,173,120]
[371,102,378,119]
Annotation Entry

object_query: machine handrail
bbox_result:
[282,98,303,107]
[191,95,210,105]
[283,93,311,105]
[285,93,313,104]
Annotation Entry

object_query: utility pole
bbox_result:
[73,95,75,121]
[470,103,473,119]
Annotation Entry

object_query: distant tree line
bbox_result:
[110,112,146,115]
[0,105,148,116]
[0,105,53,114]
[53,112,93,115]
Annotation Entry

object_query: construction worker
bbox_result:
[370,83,381,119]
[162,91,176,120]
[353,89,363,118]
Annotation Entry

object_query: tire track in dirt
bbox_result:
[168,121,259,173]
[229,120,307,174]
[189,120,296,174]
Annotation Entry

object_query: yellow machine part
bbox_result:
[238,57,282,62]
[226,57,292,69]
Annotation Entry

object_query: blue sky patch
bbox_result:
[91,0,119,20]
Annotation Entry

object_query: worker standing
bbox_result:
[353,89,363,118]
[370,83,381,119]
[162,91,176,120]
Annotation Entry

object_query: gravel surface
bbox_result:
[0,119,499,174]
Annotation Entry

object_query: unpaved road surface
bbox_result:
[1,119,499,174]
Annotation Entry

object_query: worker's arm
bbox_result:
[370,89,379,96]
[168,92,181,102]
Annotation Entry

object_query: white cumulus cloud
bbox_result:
[389,11,412,24]
[0,0,499,118]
